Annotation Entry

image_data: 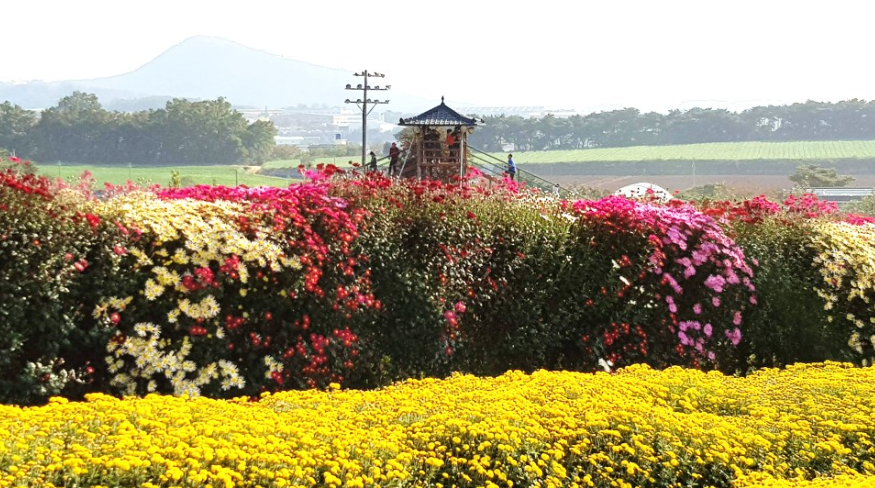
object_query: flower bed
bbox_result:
[1,362,874,488]
[3,158,875,405]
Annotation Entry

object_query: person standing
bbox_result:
[368,151,378,171]
[506,154,517,181]
[388,142,401,176]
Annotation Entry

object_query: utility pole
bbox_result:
[345,71,390,166]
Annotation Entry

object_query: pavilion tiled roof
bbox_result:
[398,97,481,126]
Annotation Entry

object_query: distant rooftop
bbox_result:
[399,97,481,127]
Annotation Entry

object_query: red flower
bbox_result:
[85,213,100,230]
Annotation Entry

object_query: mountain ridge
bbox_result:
[0,36,432,112]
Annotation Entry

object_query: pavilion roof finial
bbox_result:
[441,96,445,103]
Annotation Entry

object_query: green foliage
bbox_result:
[12,92,278,165]
[469,100,875,151]
[0,102,38,155]
[789,163,855,187]
[169,169,181,188]
[270,145,303,161]
[845,195,875,216]
[728,219,846,371]
[0,166,129,404]
[2,165,874,404]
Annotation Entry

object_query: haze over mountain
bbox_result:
[0,36,434,112]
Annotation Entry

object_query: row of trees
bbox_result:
[468,100,875,151]
[0,92,277,165]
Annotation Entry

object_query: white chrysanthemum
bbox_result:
[199,295,220,319]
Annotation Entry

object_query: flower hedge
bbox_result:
[3,158,875,404]
[1,362,874,488]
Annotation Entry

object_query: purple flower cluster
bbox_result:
[574,196,756,364]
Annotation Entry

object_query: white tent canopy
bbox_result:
[613,182,674,202]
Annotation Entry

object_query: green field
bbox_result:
[262,141,875,170]
[33,140,875,188]
[37,165,294,188]
[500,140,875,164]
[262,156,363,169]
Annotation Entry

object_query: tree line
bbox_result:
[0,92,277,165]
[467,100,875,151]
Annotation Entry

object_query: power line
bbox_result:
[345,70,390,166]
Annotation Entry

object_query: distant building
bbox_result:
[805,187,874,203]
[461,106,582,119]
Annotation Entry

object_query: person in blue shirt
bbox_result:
[506,154,517,180]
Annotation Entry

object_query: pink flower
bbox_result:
[704,275,725,293]
[666,295,678,313]
[454,301,467,313]
[693,303,702,315]
[679,331,691,346]
[733,311,742,326]
[703,323,712,337]
[712,297,721,308]
[725,327,742,346]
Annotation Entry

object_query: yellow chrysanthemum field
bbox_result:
[2,362,874,488]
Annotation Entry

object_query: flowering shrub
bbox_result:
[563,196,755,370]
[6,162,875,403]
[96,184,374,397]
[695,193,875,371]
[334,174,755,377]
[330,174,572,380]
[0,159,118,404]
[811,221,875,364]
[1,362,874,488]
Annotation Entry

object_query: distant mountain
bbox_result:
[0,36,431,112]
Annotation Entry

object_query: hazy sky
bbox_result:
[2,0,873,112]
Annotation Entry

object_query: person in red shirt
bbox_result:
[388,142,400,176]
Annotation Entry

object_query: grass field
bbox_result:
[37,165,294,188]
[501,140,875,164]
[262,156,362,169]
[262,141,875,170]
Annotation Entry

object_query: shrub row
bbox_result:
[2,159,875,403]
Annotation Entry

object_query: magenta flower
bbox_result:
[704,275,726,293]
[725,327,742,346]
[703,323,712,337]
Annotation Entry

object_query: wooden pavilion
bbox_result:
[397,97,482,182]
